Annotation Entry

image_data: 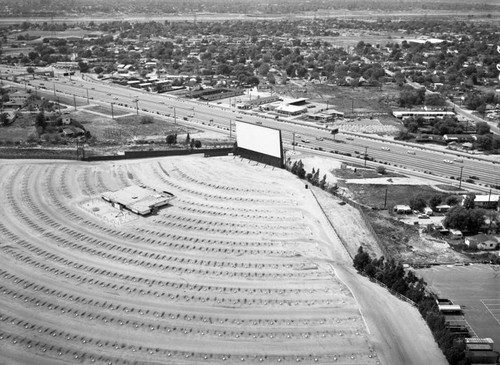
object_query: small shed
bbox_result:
[449,229,463,239]
[62,128,75,137]
[393,205,412,214]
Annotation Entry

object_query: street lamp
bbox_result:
[169,106,176,124]
[133,98,139,116]
[458,166,464,190]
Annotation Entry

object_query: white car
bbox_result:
[381,147,390,151]
[407,151,416,155]
[443,159,454,164]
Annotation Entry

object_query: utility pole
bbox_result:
[111,102,114,120]
[53,83,56,97]
[73,94,76,111]
[86,88,89,104]
[364,146,368,167]
[292,132,295,151]
[458,166,464,190]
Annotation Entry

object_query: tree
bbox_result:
[319,174,327,190]
[0,113,10,126]
[166,134,176,145]
[26,67,35,78]
[78,61,89,73]
[409,195,426,212]
[185,133,191,145]
[462,193,476,209]
[445,195,460,206]
[443,206,485,234]
[424,93,446,107]
[376,166,386,175]
[140,115,153,124]
[464,93,482,110]
[312,168,320,186]
[353,246,371,272]
[35,111,46,130]
[428,195,442,210]
[475,122,490,135]
[293,159,306,179]
[194,140,202,148]
[475,135,492,150]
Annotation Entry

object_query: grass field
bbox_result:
[345,183,441,210]
[84,104,130,117]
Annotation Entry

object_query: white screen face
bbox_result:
[235,121,282,158]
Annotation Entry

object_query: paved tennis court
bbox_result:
[417,264,500,352]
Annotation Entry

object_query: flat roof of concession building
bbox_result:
[102,185,175,216]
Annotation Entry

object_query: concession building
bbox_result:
[102,185,175,216]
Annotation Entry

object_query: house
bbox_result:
[465,234,500,250]
[2,100,24,109]
[393,205,412,214]
[443,134,476,143]
[275,104,307,116]
[474,194,500,210]
[9,90,30,103]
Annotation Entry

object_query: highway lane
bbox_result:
[15,75,500,190]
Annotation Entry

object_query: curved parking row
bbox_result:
[0,158,380,364]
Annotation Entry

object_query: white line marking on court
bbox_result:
[481,299,500,327]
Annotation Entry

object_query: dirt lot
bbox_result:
[0,155,446,364]
[290,153,470,264]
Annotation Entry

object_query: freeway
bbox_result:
[7,71,500,191]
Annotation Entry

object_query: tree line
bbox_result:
[288,159,338,194]
[353,247,466,364]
